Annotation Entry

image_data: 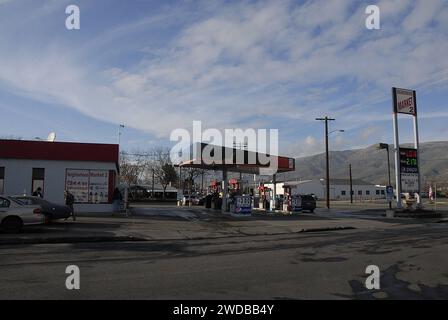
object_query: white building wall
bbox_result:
[332,184,385,200]
[265,181,324,198]
[264,180,385,200]
[292,181,325,198]
[0,158,116,212]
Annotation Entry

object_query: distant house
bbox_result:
[143,184,178,199]
[264,179,386,200]
[120,184,178,200]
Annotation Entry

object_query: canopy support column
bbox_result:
[222,167,228,213]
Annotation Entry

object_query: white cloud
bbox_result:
[0,0,447,147]
[305,136,316,146]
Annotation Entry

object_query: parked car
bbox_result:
[301,194,317,213]
[192,195,205,206]
[12,196,72,220]
[0,196,45,233]
[182,195,195,205]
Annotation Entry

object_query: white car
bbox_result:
[0,196,46,233]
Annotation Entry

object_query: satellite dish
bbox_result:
[47,132,56,142]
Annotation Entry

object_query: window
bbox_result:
[341,190,346,196]
[0,167,4,195]
[358,190,362,196]
[381,190,385,195]
[0,197,10,208]
[366,190,370,195]
[32,168,45,196]
[376,190,380,195]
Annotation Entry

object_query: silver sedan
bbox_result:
[0,196,46,233]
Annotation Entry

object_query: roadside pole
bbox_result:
[316,116,335,209]
[413,90,422,208]
[392,89,402,209]
[222,168,228,213]
[435,183,437,212]
[349,164,353,204]
[386,145,392,209]
[272,173,277,211]
[392,87,421,210]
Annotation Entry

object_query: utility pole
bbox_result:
[349,164,353,204]
[316,116,335,209]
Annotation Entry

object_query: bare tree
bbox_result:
[119,150,150,199]
[181,168,203,195]
[152,147,178,198]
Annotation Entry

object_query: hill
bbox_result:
[277,141,448,187]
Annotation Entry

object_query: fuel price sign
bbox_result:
[399,147,419,193]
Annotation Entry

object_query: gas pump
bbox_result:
[228,179,251,215]
[258,184,272,210]
[282,184,302,213]
[228,178,241,195]
[283,185,292,212]
[209,180,222,210]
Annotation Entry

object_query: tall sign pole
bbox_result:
[325,119,330,209]
[392,88,402,209]
[412,90,422,208]
[392,87,420,210]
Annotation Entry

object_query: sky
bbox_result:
[0,0,447,158]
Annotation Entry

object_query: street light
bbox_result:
[117,124,125,146]
[377,143,392,209]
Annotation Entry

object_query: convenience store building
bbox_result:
[0,139,119,212]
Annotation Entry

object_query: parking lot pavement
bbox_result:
[1,220,448,299]
[1,204,445,245]
[2,205,448,299]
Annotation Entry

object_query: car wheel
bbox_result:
[310,209,315,213]
[1,216,23,233]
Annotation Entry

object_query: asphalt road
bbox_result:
[1,220,448,299]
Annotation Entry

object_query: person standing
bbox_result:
[65,190,76,221]
[32,187,43,198]
[112,187,123,212]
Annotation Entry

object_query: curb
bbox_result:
[0,235,146,246]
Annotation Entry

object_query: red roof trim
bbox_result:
[0,140,119,166]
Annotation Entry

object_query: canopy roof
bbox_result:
[177,143,295,175]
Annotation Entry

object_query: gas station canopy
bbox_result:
[177,143,295,174]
